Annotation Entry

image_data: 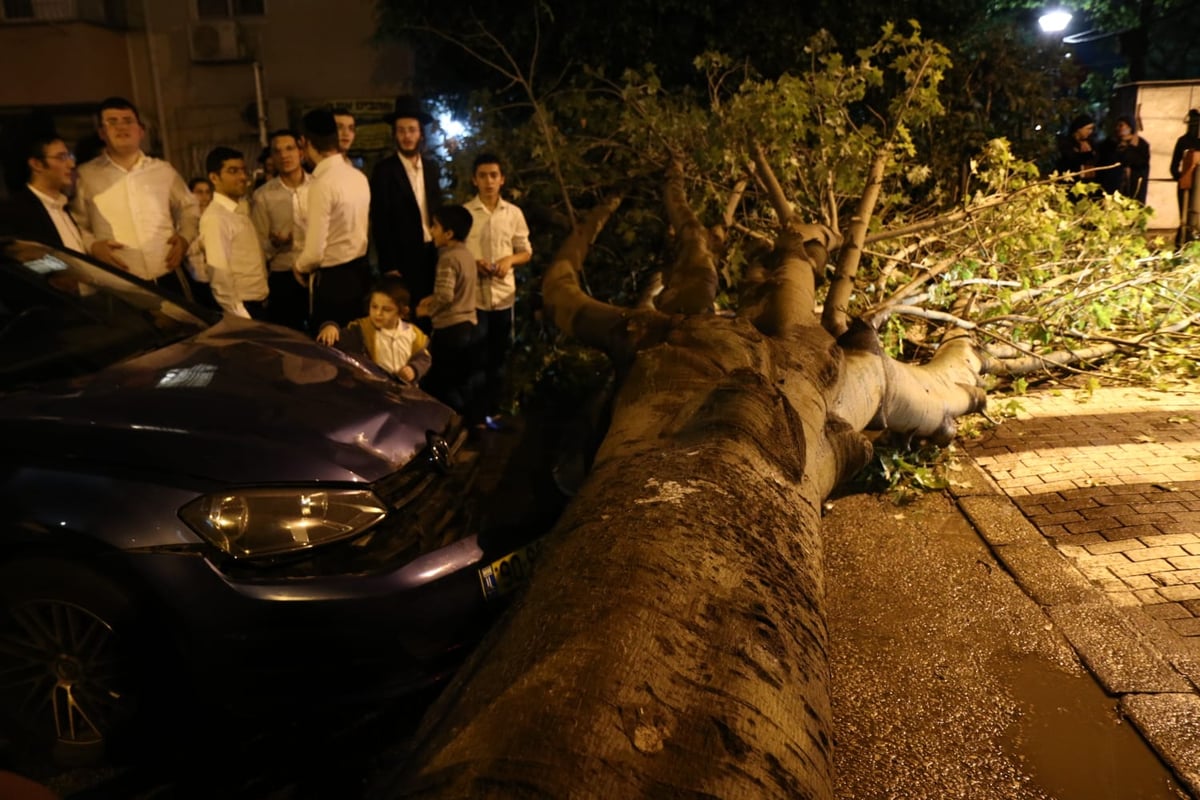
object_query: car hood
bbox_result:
[0,317,454,486]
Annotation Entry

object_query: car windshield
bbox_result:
[0,240,211,389]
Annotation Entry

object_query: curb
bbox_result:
[948,459,1200,797]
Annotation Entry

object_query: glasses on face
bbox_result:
[43,152,76,164]
[101,117,139,129]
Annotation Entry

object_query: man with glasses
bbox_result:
[1,132,84,251]
[70,96,199,299]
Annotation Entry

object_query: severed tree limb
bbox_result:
[543,197,673,360]
[859,169,1113,247]
[984,312,1200,376]
[656,159,720,314]
[822,145,890,337]
[832,319,987,448]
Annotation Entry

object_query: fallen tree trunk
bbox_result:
[373,173,985,800]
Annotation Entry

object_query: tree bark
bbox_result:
[374,170,986,800]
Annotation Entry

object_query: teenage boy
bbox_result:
[464,153,532,426]
[251,128,311,330]
[294,109,371,327]
[199,146,269,319]
[71,96,199,295]
[332,108,356,155]
[416,205,476,414]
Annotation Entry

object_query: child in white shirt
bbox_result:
[316,277,430,383]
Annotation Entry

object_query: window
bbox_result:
[196,0,263,18]
[1,0,35,20]
[0,0,129,25]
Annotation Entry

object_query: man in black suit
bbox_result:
[1,132,83,250]
[369,95,443,306]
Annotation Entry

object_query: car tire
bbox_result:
[0,559,145,769]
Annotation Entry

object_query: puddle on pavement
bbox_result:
[1002,656,1188,799]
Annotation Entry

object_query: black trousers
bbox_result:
[266,269,310,332]
[311,257,371,328]
[425,321,477,415]
[476,306,514,417]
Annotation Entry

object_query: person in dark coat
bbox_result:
[0,131,84,250]
[369,95,443,308]
[1099,116,1150,203]
[1170,109,1200,246]
[1057,115,1098,193]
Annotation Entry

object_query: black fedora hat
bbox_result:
[385,95,434,126]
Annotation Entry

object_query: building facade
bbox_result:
[0,0,414,192]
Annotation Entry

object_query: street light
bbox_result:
[1038,9,1072,33]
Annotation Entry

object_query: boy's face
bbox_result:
[430,219,454,247]
[98,107,144,156]
[271,135,303,175]
[368,292,403,330]
[334,114,356,152]
[191,181,213,209]
[210,158,248,200]
[472,163,505,202]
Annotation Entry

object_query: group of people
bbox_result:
[1058,109,1200,246]
[1057,114,1152,202]
[3,94,532,428]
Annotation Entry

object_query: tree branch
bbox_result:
[656,159,720,314]
[822,145,891,336]
[543,197,671,359]
[751,141,794,223]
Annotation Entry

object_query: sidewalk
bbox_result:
[956,382,1200,796]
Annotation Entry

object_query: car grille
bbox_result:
[373,425,469,511]
[219,422,481,579]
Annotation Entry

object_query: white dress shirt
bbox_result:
[465,195,532,311]
[199,192,269,318]
[251,172,311,272]
[71,151,199,280]
[374,321,422,376]
[295,155,370,273]
[27,184,84,252]
[401,153,432,242]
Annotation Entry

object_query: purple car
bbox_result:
[0,239,540,766]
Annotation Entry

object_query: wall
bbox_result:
[0,0,413,180]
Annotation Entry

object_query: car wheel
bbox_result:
[0,560,142,768]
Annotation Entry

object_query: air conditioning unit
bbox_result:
[188,20,245,63]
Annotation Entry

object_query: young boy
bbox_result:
[199,146,269,318]
[465,153,532,428]
[415,205,477,413]
[316,277,431,384]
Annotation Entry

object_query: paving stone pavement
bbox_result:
[955,382,1200,796]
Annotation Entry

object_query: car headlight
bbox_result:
[179,487,389,558]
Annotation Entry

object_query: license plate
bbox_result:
[478,539,545,601]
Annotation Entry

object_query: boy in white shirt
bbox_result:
[71,96,199,294]
[199,147,269,319]
[464,154,531,426]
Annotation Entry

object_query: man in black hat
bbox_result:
[370,95,443,309]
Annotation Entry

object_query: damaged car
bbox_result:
[0,239,541,766]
